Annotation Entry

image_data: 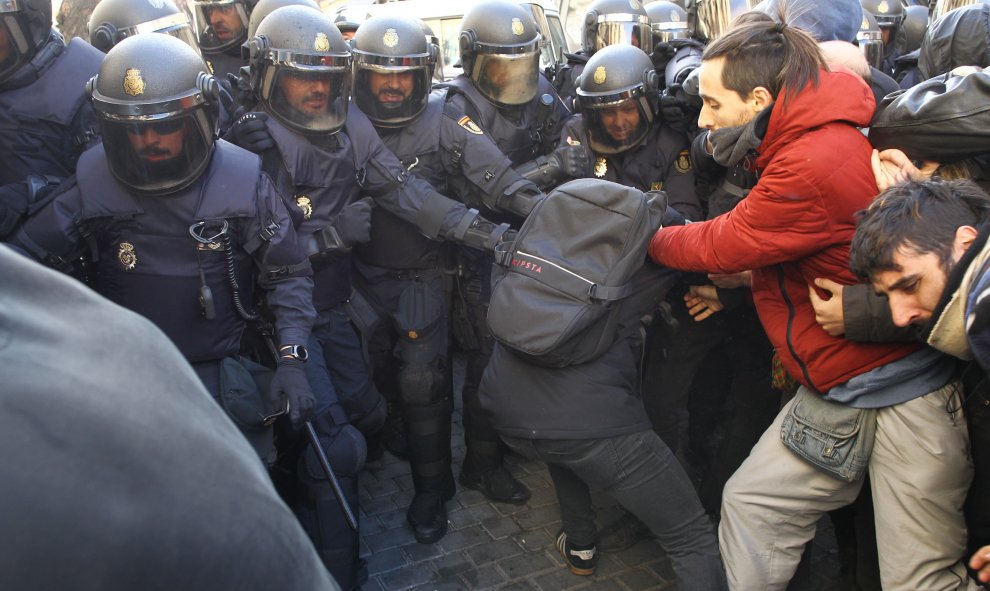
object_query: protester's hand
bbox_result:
[685,284,723,321]
[333,197,374,247]
[872,148,939,192]
[549,144,590,178]
[269,359,315,428]
[970,545,990,583]
[709,271,751,289]
[223,111,274,153]
[809,278,845,337]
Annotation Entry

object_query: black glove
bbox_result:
[651,41,677,74]
[223,111,274,153]
[269,359,315,428]
[548,144,590,178]
[332,197,374,247]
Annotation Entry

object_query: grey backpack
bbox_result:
[487,178,667,367]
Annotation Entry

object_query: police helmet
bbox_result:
[248,6,351,135]
[192,0,253,53]
[695,0,760,40]
[333,6,371,40]
[421,20,445,83]
[88,34,219,195]
[89,0,199,54]
[0,0,52,85]
[247,0,318,40]
[861,0,905,33]
[582,0,653,55]
[645,1,690,42]
[577,44,659,154]
[897,4,929,54]
[459,0,542,107]
[857,9,883,69]
[352,16,434,128]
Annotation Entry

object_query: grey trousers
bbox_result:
[719,382,976,591]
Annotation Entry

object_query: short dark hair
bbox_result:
[702,10,826,106]
[849,179,990,280]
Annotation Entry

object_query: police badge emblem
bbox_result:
[148,0,165,8]
[594,157,607,178]
[314,32,330,52]
[877,1,889,13]
[118,242,137,270]
[296,196,313,220]
[675,149,691,173]
[650,181,663,191]
[383,28,399,48]
[630,0,641,10]
[123,68,145,96]
[511,18,524,36]
[671,10,680,22]
[206,60,215,75]
[593,66,606,85]
[458,116,484,135]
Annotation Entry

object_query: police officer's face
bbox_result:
[599,100,641,143]
[280,71,332,119]
[697,57,770,132]
[368,71,414,110]
[206,5,244,42]
[127,120,188,162]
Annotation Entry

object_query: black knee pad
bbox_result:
[303,424,367,480]
[352,391,387,436]
[398,362,447,407]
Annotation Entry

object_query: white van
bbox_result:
[330,0,572,80]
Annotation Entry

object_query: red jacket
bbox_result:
[649,68,918,393]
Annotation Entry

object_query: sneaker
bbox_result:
[598,511,653,552]
[458,466,531,504]
[555,530,597,576]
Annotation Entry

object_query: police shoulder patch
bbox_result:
[458,116,484,135]
[675,149,691,173]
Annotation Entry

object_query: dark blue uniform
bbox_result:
[354,87,545,520]
[259,102,483,588]
[10,139,315,459]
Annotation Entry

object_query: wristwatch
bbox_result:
[279,344,309,363]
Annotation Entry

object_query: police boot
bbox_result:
[296,422,367,590]
[460,384,530,505]
[404,400,455,544]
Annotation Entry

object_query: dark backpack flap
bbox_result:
[487,179,664,367]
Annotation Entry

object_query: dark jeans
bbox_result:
[502,430,727,590]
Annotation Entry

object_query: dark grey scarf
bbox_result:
[709,105,774,168]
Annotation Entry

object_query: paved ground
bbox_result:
[356,385,846,591]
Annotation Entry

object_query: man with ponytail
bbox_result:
[649,10,975,591]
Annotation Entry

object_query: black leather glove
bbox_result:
[332,197,374,247]
[548,144,590,178]
[269,359,315,428]
[223,111,274,153]
[651,41,677,74]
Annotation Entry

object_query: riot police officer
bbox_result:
[0,0,103,236]
[861,0,906,76]
[192,0,254,79]
[88,0,200,54]
[563,44,700,218]
[553,0,653,107]
[351,14,547,544]
[242,5,514,578]
[10,33,317,461]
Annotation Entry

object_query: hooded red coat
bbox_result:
[649,68,919,392]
